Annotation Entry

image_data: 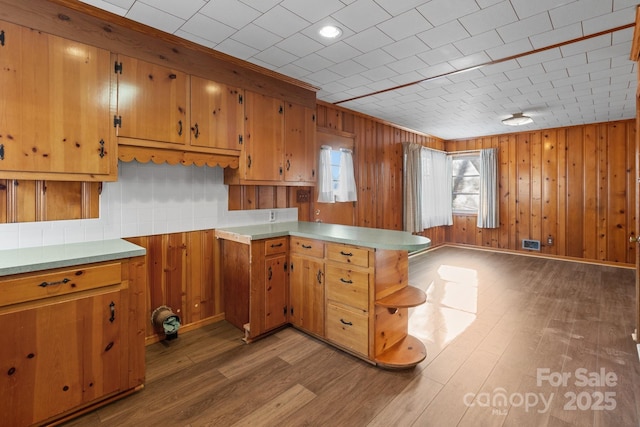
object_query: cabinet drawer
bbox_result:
[326,303,368,356]
[326,266,369,311]
[290,237,324,258]
[326,243,370,268]
[0,262,122,307]
[264,237,288,255]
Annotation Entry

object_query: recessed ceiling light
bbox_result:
[319,25,342,39]
[502,112,533,126]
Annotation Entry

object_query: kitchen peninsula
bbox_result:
[216,221,431,369]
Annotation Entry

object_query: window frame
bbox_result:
[451,153,481,215]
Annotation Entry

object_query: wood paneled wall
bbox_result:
[315,102,448,246]
[126,230,224,343]
[445,120,636,264]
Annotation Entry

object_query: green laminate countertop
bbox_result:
[215,221,431,251]
[0,239,146,276]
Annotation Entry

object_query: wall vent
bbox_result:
[522,239,540,251]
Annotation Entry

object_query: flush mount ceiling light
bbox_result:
[502,112,533,126]
[319,25,342,39]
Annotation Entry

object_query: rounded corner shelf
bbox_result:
[374,335,426,369]
[376,285,426,309]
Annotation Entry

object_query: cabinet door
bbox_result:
[244,91,284,181]
[264,253,288,330]
[290,254,324,336]
[284,102,316,183]
[0,20,113,176]
[115,55,188,145]
[190,77,243,150]
[0,291,122,426]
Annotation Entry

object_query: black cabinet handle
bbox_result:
[270,242,283,248]
[317,270,322,284]
[38,278,70,288]
[193,123,200,139]
[340,319,353,326]
[109,301,115,323]
[177,120,183,136]
[302,244,312,249]
[286,159,291,171]
[340,251,353,257]
[268,266,273,281]
[340,278,353,284]
[247,155,252,168]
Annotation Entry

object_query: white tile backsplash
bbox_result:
[0,161,298,249]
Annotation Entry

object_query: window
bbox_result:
[452,154,480,213]
[317,146,357,203]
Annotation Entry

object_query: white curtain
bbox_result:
[403,142,422,232]
[421,148,453,228]
[477,148,499,228]
[335,149,357,202]
[317,145,334,203]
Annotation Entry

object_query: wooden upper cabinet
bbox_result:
[190,77,244,150]
[0,20,115,181]
[244,90,284,181]
[114,54,188,145]
[284,102,316,183]
[225,91,317,185]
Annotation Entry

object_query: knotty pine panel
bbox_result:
[446,120,635,265]
[126,230,223,343]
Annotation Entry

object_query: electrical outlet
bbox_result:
[269,210,276,222]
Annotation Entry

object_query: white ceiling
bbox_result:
[78,0,638,140]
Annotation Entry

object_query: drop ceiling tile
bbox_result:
[175,29,217,49]
[548,0,612,28]
[253,6,310,38]
[504,63,545,80]
[583,6,636,34]
[458,1,518,36]
[497,12,553,44]
[496,76,532,91]
[560,34,611,57]
[454,30,504,55]
[567,59,612,77]
[374,0,429,16]
[306,68,342,84]
[520,80,554,94]
[238,0,280,13]
[127,2,185,32]
[344,27,395,52]
[275,33,324,58]
[509,0,575,19]
[275,63,312,80]
[332,0,392,33]
[390,70,428,85]
[480,59,521,75]
[448,51,492,69]
[366,78,399,91]
[587,42,631,62]
[180,14,236,44]
[377,9,433,41]
[417,44,463,66]
[231,24,282,51]
[486,38,534,60]
[279,0,345,22]
[214,37,260,59]
[293,53,335,72]
[417,0,480,27]
[200,0,261,29]
[529,23,583,49]
[516,48,562,67]
[417,20,471,48]
[353,49,397,69]
[550,73,590,88]
[383,36,430,60]
[329,60,368,77]
[447,68,485,83]
[140,0,206,20]
[339,74,375,88]
[542,52,587,71]
[317,41,363,63]
[387,56,429,74]
[361,65,398,81]
[253,46,298,67]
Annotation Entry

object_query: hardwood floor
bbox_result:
[64,246,640,427]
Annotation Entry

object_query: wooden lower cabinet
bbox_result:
[222,237,289,341]
[0,258,145,426]
[289,237,325,336]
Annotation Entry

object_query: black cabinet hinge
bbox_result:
[283,306,287,316]
[0,144,4,160]
[114,61,123,74]
[99,139,106,158]
[278,105,283,114]
[0,30,5,47]
[312,114,316,122]
[238,94,243,104]
[113,115,122,128]
[238,134,243,145]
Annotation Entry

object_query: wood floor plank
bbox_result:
[63,247,639,427]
